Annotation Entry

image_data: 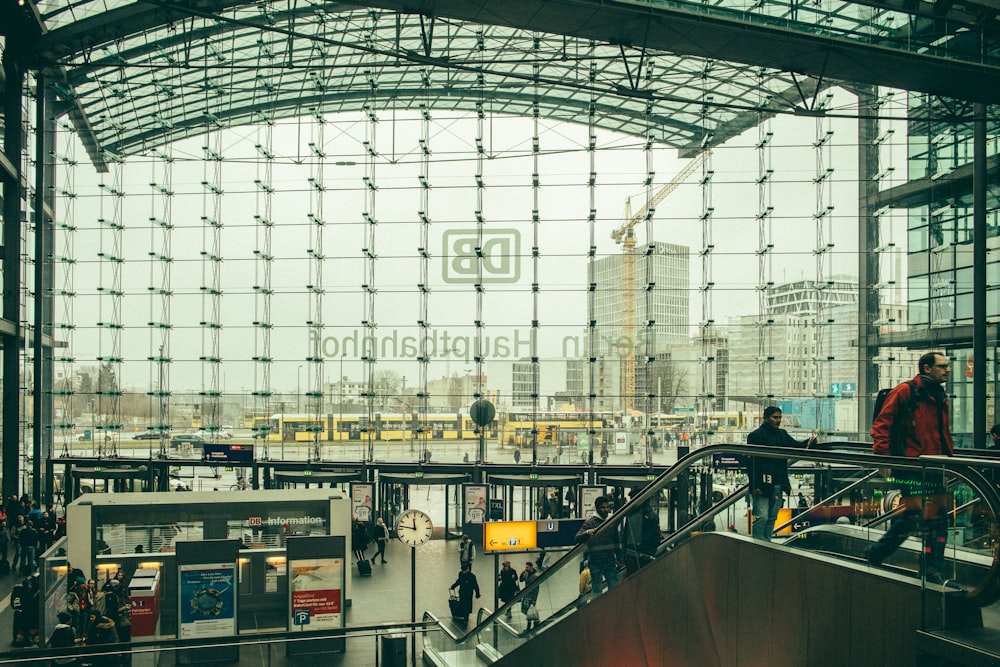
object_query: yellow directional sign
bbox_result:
[483,521,538,553]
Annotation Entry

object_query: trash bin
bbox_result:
[381,633,406,667]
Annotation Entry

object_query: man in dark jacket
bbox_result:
[574,495,622,594]
[746,406,816,541]
[448,564,480,623]
[496,560,519,619]
[868,351,954,582]
[48,610,79,665]
[352,520,370,563]
[18,520,38,575]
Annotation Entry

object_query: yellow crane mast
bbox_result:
[611,151,710,411]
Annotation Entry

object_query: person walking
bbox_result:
[745,407,816,541]
[518,561,540,629]
[352,519,370,563]
[496,560,519,619]
[448,564,480,624]
[458,534,475,569]
[373,517,389,564]
[868,351,954,583]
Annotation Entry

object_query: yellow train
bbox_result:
[249,412,497,443]
[499,409,615,448]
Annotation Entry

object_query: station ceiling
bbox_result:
[2,0,997,170]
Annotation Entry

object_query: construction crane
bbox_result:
[611,151,710,411]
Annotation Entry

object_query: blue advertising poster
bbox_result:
[179,562,236,638]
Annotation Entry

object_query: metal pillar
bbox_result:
[33,74,56,504]
[2,48,25,501]
[973,103,987,448]
[856,86,881,434]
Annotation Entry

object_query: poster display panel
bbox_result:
[579,486,606,518]
[463,484,488,524]
[350,483,374,523]
[178,562,237,639]
[289,557,344,631]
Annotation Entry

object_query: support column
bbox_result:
[33,73,55,503]
[973,102,987,448]
[2,50,25,500]
[856,86,881,434]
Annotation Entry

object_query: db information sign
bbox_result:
[483,521,538,553]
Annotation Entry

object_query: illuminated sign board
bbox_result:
[711,453,748,471]
[483,521,537,553]
[203,443,254,464]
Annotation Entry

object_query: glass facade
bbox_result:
[1,0,1000,503]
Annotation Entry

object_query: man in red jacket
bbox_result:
[868,351,954,582]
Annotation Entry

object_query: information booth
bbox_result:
[65,489,353,637]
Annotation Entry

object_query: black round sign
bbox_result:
[469,399,496,427]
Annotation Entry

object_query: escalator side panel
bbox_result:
[494,533,938,667]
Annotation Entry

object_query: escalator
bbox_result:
[421,445,1000,666]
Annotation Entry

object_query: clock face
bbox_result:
[396,509,433,548]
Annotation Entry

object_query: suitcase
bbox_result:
[357,558,372,577]
[449,592,465,619]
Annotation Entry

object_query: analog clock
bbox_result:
[395,509,433,547]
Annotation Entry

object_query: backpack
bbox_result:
[873,380,919,456]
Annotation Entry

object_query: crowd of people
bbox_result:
[1,493,133,666]
[4,493,69,648]
[54,567,133,665]
[12,562,133,665]
[3,494,65,577]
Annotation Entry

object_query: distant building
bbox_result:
[593,241,691,352]
[591,241,690,411]
[726,279,919,434]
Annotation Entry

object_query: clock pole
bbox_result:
[410,545,417,664]
[395,508,432,665]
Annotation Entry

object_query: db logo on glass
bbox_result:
[247,516,263,527]
[442,229,521,284]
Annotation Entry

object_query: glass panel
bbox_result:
[909,225,929,252]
